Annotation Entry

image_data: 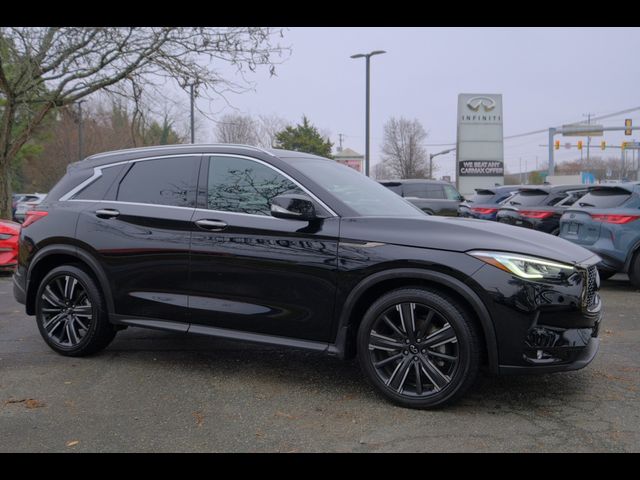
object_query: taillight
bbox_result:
[520,210,554,219]
[22,210,48,227]
[471,207,498,214]
[591,214,640,224]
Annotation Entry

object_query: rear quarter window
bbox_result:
[505,191,548,207]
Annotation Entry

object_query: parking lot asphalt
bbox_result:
[1,274,639,452]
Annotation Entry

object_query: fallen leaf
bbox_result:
[193,411,204,427]
[5,399,26,405]
[275,411,293,419]
[25,399,46,409]
[66,440,79,447]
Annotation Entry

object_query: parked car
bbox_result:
[379,179,464,216]
[12,193,40,221]
[14,193,47,223]
[0,219,20,272]
[496,185,590,235]
[14,145,602,409]
[559,182,640,286]
[458,185,523,220]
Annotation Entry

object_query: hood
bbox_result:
[339,216,596,264]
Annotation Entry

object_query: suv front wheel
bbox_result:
[35,265,116,356]
[357,287,481,409]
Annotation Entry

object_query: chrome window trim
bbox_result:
[60,152,338,217]
[84,143,276,162]
[66,199,197,211]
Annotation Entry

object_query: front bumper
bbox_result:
[468,259,602,374]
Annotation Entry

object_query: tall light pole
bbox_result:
[429,148,455,179]
[351,50,386,177]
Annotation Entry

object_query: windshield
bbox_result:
[291,158,424,216]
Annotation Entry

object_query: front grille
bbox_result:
[582,265,600,310]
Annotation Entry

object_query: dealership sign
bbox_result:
[456,93,504,195]
[459,160,504,176]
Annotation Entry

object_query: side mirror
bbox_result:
[458,195,465,201]
[271,194,317,221]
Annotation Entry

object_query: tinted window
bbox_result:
[558,190,588,207]
[443,184,461,200]
[74,164,126,200]
[576,189,632,208]
[505,191,548,207]
[404,184,444,199]
[207,156,302,216]
[546,194,568,206]
[117,156,199,207]
[380,182,402,195]
[468,190,496,203]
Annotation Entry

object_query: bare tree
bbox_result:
[215,113,259,145]
[379,117,429,179]
[0,27,288,218]
[372,161,393,180]
[256,114,290,148]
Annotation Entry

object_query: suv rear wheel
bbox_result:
[35,265,116,356]
[357,287,481,409]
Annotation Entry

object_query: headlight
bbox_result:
[468,251,575,280]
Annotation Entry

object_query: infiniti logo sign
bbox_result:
[466,96,497,112]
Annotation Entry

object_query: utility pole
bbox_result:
[190,84,195,144]
[519,157,522,183]
[77,100,86,161]
[583,112,593,168]
[338,133,344,152]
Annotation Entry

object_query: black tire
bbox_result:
[35,265,116,356]
[357,287,481,409]
[597,269,616,281]
[629,251,640,289]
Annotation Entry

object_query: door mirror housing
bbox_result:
[271,194,318,221]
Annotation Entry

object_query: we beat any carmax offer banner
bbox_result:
[458,160,504,176]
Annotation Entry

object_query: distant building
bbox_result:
[334,147,364,173]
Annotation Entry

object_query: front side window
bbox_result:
[116,156,200,207]
[207,156,302,216]
[443,184,461,200]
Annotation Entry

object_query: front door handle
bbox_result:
[195,219,228,231]
[95,208,120,219]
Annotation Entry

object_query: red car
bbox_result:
[0,219,20,272]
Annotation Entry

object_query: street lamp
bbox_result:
[429,148,455,180]
[350,50,386,177]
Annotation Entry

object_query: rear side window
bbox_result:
[380,182,402,195]
[116,156,200,207]
[577,189,632,208]
[404,184,444,199]
[74,164,126,200]
[505,191,548,207]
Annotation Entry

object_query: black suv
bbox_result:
[13,145,603,408]
[379,179,464,216]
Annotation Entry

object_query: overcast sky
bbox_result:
[196,27,640,179]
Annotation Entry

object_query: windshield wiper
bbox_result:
[579,202,596,207]
[509,201,521,206]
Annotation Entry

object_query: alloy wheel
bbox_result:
[367,302,459,397]
[40,275,93,348]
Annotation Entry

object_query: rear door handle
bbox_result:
[95,208,120,219]
[195,219,228,231]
